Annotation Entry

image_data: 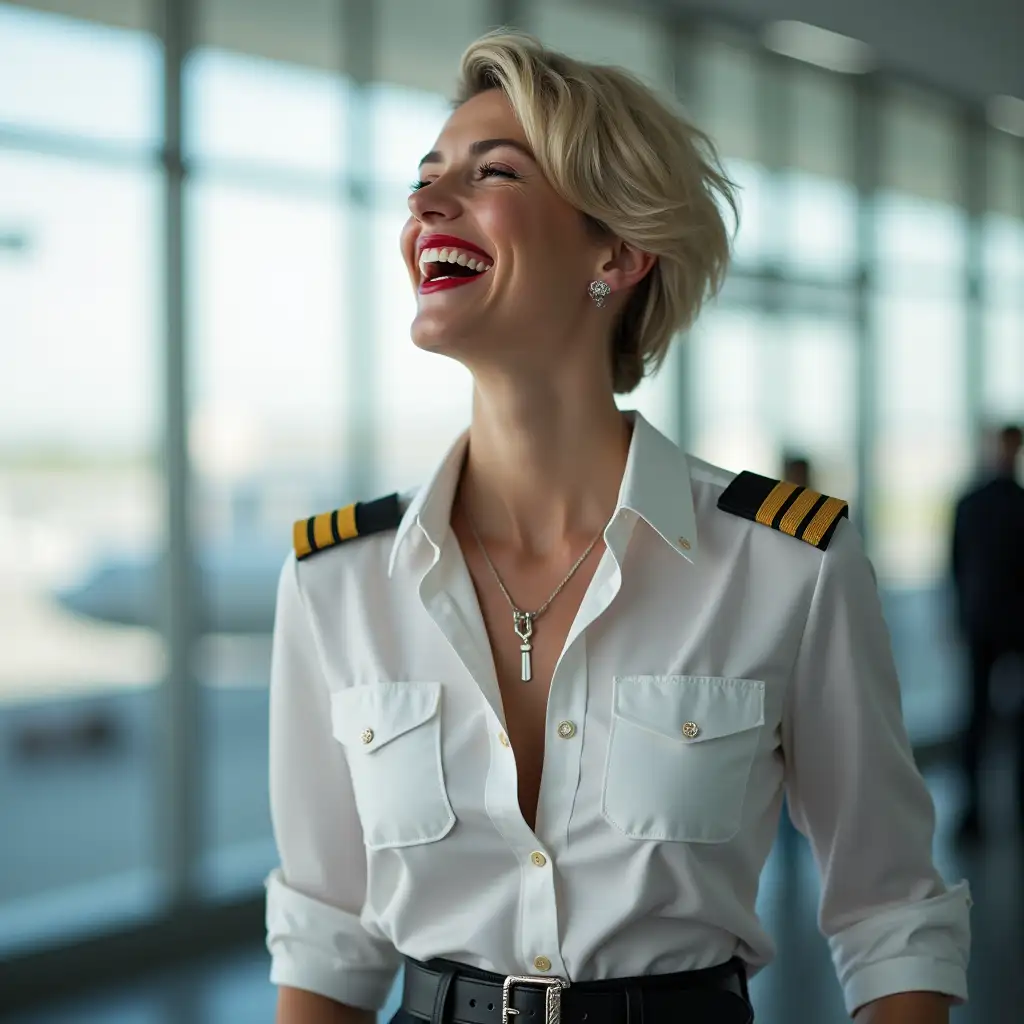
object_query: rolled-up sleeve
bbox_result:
[266,554,401,1009]
[782,519,971,1016]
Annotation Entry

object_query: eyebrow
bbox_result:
[418,138,536,168]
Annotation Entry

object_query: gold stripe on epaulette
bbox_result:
[780,488,822,538]
[337,503,358,541]
[294,518,313,559]
[312,512,335,551]
[802,495,848,548]
[756,481,798,527]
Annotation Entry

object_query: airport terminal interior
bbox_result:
[1,0,1023,1020]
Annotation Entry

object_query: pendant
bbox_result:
[513,611,534,682]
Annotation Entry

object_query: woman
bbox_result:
[266,32,970,1024]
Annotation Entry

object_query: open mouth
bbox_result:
[417,236,493,292]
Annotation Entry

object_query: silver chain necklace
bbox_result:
[466,511,606,682]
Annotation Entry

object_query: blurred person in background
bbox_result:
[782,453,812,491]
[265,33,969,1024]
[952,424,1024,842]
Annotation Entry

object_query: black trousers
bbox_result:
[962,639,1024,824]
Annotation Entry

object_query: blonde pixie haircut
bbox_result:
[457,33,737,394]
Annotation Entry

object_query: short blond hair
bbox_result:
[457,32,737,393]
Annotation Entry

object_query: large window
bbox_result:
[0,0,164,949]
[185,0,353,895]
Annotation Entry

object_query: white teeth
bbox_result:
[417,245,493,276]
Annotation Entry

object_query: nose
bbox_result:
[407,174,462,223]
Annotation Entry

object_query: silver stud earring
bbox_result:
[588,280,611,308]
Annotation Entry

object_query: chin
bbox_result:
[409,310,475,357]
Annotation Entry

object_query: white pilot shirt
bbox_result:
[265,411,970,1017]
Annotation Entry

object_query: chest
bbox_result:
[454,518,606,826]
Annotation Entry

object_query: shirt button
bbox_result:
[530,851,547,868]
[499,731,510,747]
[678,537,692,551]
[681,721,700,739]
[556,721,576,739]
[361,728,375,745]
[534,956,552,973]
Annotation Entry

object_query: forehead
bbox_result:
[433,89,527,149]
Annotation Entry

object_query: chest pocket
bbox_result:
[331,681,455,850]
[602,675,765,844]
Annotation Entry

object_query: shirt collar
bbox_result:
[617,411,699,564]
[387,410,698,577]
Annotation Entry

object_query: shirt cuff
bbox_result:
[829,881,971,1015]
[265,868,401,1010]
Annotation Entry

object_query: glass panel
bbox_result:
[986,128,1024,220]
[689,303,856,496]
[0,2,159,147]
[781,65,857,279]
[876,88,967,292]
[619,337,683,444]
[184,50,350,174]
[0,150,163,951]
[692,37,764,267]
[187,0,349,173]
[872,293,970,585]
[875,192,968,291]
[529,0,668,88]
[371,85,453,191]
[689,307,775,475]
[370,0,491,188]
[376,0,491,98]
[693,35,761,164]
[879,87,964,205]
[982,306,1024,423]
[189,178,349,894]
[783,172,858,279]
[772,312,858,502]
[790,64,855,182]
[727,159,767,268]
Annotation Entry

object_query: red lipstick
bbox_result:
[417,233,492,260]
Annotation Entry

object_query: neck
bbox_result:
[456,370,632,556]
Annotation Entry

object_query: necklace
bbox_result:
[466,511,606,682]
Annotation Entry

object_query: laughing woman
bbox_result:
[266,32,970,1024]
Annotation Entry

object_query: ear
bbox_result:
[593,239,657,296]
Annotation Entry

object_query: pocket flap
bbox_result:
[613,675,764,743]
[331,681,441,752]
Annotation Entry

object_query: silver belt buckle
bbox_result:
[502,975,569,1024]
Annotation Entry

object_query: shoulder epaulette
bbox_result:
[717,471,849,551]
[293,492,402,561]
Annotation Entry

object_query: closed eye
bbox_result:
[409,163,519,193]
[478,162,518,180]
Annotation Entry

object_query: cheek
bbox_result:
[483,197,589,279]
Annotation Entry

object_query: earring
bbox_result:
[588,280,611,308]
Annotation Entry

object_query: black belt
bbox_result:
[401,955,753,1024]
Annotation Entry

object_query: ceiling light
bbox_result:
[987,95,1024,137]
[763,20,874,74]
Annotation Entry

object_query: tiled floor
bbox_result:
[11,755,1023,1023]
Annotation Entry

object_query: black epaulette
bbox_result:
[717,471,849,551]
[293,492,402,561]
